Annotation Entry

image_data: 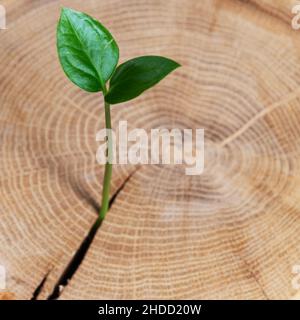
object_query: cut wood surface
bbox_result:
[1,0,300,299]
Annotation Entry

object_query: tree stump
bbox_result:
[1,0,300,299]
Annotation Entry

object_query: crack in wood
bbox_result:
[31,270,51,300]
[47,167,140,300]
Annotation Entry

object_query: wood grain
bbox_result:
[1,0,300,299]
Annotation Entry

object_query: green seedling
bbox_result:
[57,7,180,224]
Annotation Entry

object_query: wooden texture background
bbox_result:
[1,0,300,300]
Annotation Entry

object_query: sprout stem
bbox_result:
[98,95,113,224]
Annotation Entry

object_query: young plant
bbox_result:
[57,7,180,225]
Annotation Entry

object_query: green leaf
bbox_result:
[105,56,180,104]
[57,7,119,92]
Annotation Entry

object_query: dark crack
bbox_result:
[109,167,140,208]
[31,270,51,300]
[47,217,102,300]
[47,167,139,300]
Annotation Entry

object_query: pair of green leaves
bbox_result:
[57,8,180,104]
